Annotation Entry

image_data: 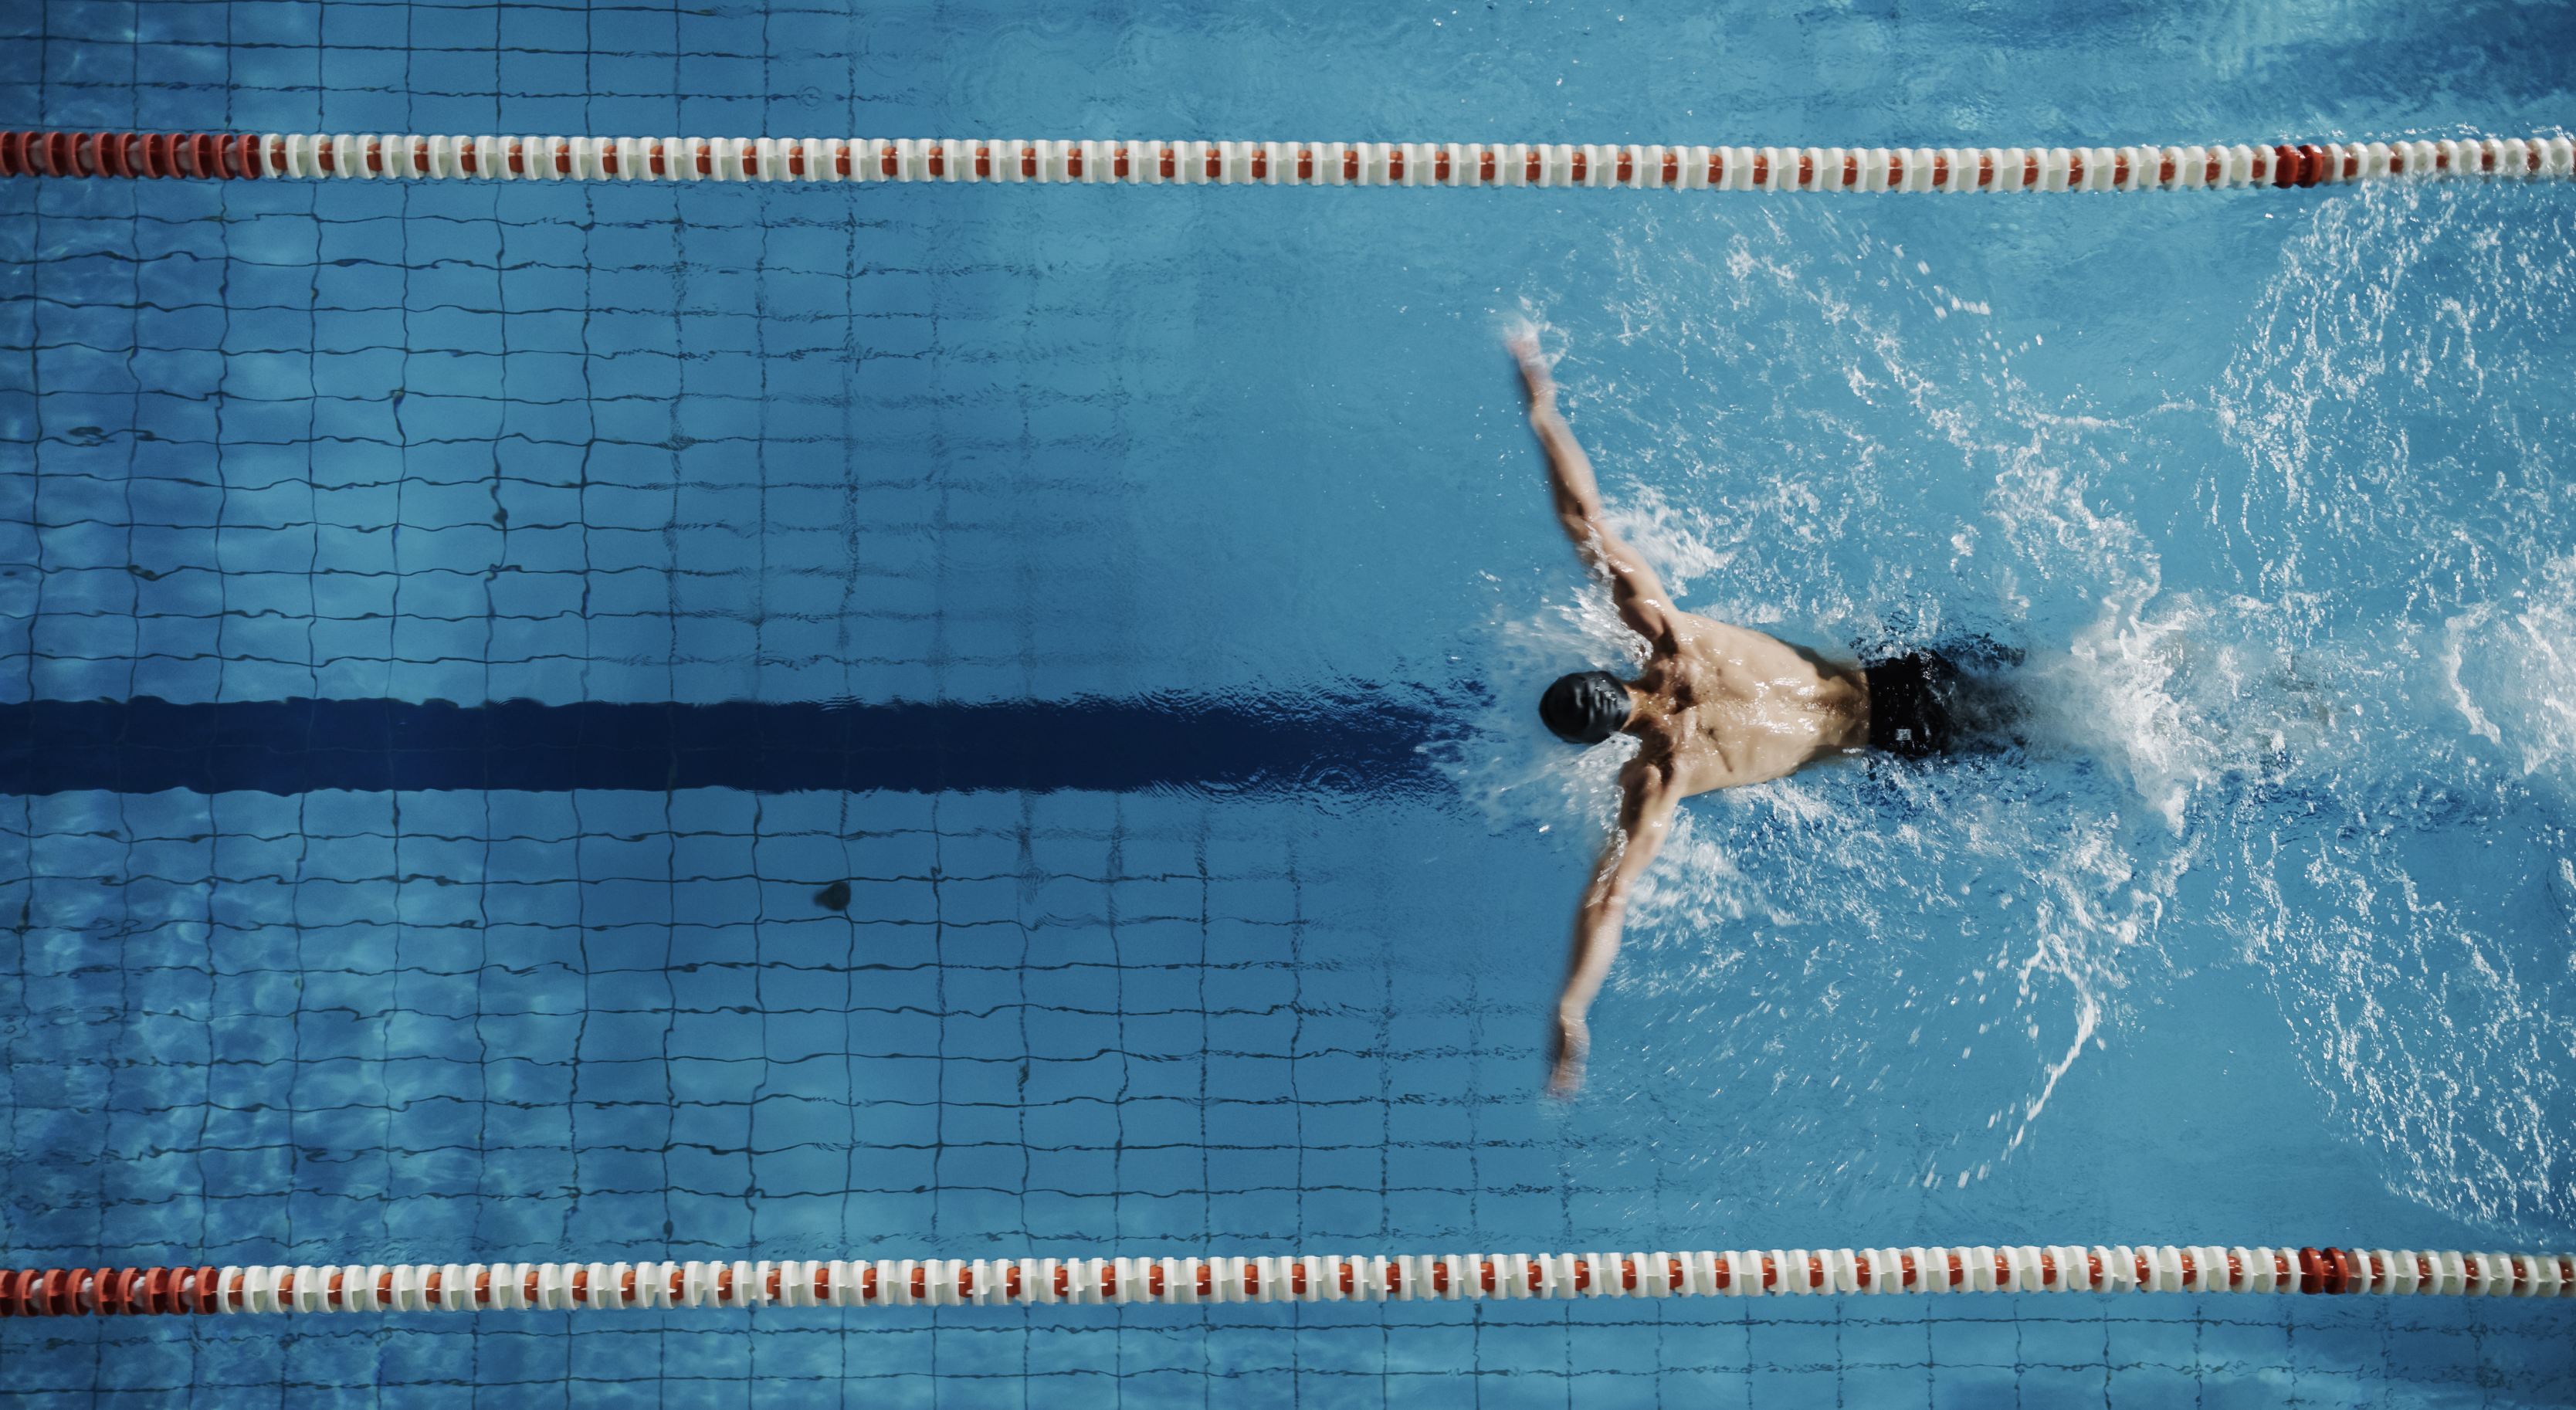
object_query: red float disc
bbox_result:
[2297,144,2327,188]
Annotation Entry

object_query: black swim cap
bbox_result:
[1540,670,1632,745]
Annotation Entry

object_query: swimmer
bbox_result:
[1513,335,1964,1096]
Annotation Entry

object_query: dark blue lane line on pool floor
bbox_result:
[0,694,1460,796]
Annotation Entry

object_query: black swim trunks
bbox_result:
[1863,652,1960,758]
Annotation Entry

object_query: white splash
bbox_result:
[2209,181,2576,1238]
[2442,557,2576,788]
[1477,188,2576,1236]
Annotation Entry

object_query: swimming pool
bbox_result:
[6,0,2576,1401]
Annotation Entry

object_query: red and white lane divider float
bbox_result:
[2,1246,2571,1315]
[0,130,2568,192]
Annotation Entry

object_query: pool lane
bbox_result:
[0,691,1461,797]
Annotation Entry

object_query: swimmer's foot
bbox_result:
[1509,333,1554,405]
[1545,1013,1588,1099]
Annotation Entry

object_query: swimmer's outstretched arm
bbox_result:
[1510,335,1674,642]
[1548,761,1686,1097]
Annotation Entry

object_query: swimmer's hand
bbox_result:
[1545,1011,1588,1099]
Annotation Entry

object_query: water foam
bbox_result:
[1472,192,2576,1234]
[2208,182,2576,1235]
[2443,555,2576,791]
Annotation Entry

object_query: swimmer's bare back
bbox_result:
[1510,335,1869,1097]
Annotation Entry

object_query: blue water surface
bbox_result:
[5,0,2576,1403]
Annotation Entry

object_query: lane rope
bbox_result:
[0,130,2568,192]
[2,1246,2569,1314]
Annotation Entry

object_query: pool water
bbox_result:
[6,0,2576,1402]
